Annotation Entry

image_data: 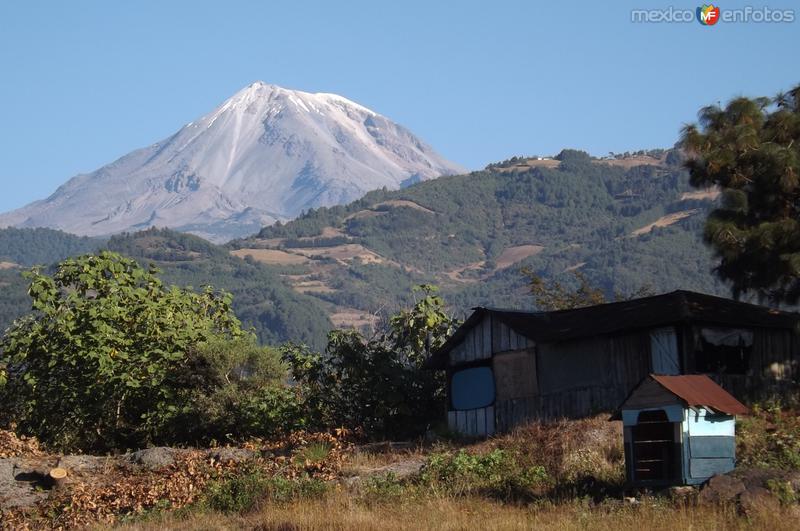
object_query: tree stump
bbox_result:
[47,467,68,489]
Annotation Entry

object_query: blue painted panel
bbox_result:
[451,367,495,410]
[689,436,735,459]
[690,458,735,479]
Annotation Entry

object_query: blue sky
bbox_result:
[0,0,797,212]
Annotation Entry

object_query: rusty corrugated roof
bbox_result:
[651,374,749,415]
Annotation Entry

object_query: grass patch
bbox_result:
[418,448,550,501]
[115,491,800,530]
[294,441,332,465]
[200,466,329,514]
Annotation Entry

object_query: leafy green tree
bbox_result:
[522,269,607,311]
[682,84,800,303]
[0,251,244,451]
[160,337,305,444]
[281,285,457,439]
[521,269,655,311]
[389,284,455,362]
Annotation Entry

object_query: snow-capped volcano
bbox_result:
[0,82,463,241]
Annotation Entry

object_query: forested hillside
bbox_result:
[104,229,332,348]
[0,227,100,266]
[0,149,727,342]
[230,149,726,322]
[0,228,332,348]
[0,228,103,333]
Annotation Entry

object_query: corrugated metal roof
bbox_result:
[426,290,799,368]
[650,374,749,415]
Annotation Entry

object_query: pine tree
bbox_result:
[682,84,800,304]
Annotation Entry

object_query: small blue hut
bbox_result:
[614,374,749,488]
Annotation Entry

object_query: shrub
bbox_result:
[0,252,245,451]
[282,285,456,440]
[418,449,550,501]
[162,337,307,445]
[201,467,328,513]
[766,479,799,505]
[737,402,800,470]
[361,473,407,504]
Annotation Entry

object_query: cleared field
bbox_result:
[495,244,544,270]
[238,237,286,249]
[0,261,19,270]
[330,308,379,330]
[291,244,386,265]
[292,280,336,294]
[443,261,485,284]
[680,188,721,201]
[230,248,309,265]
[298,226,348,240]
[373,199,436,214]
[598,155,665,168]
[496,158,560,172]
[564,261,586,272]
[630,209,701,237]
[344,209,386,221]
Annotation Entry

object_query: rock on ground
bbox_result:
[126,447,183,470]
[699,474,746,504]
[0,458,53,509]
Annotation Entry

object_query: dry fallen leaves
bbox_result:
[0,429,44,459]
[0,429,354,530]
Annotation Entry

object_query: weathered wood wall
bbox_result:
[447,406,495,437]
[493,348,537,401]
[492,318,533,353]
[446,314,799,437]
[495,332,652,429]
[448,315,533,365]
[448,315,492,365]
[698,327,800,400]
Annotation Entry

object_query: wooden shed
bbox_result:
[426,290,798,437]
[613,374,749,487]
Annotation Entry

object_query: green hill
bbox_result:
[229,149,725,322]
[0,228,332,348]
[0,227,101,266]
[103,229,332,348]
[0,228,104,333]
[0,149,727,343]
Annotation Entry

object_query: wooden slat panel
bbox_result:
[477,407,486,436]
[690,458,734,479]
[689,436,735,458]
[469,409,478,436]
[486,405,495,435]
[482,317,492,358]
[475,324,482,360]
[448,411,457,431]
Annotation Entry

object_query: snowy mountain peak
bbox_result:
[0,82,464,242]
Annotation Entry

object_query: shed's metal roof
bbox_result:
[426,290,799,369]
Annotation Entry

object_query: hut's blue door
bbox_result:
[650,327,680,375]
